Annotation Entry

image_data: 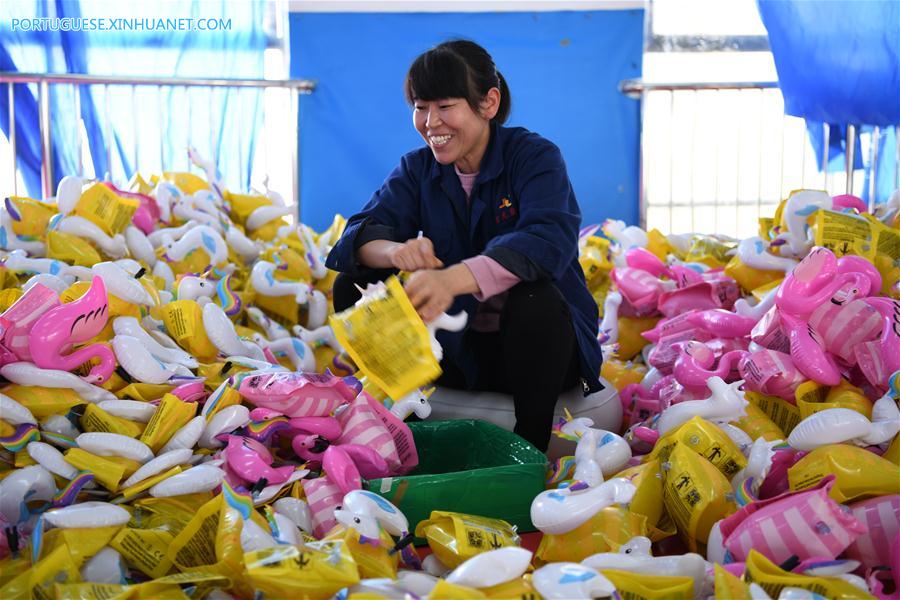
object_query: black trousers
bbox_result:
[333,269,580,451]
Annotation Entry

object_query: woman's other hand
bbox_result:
[405,264,480,323]
[389,236,444,272]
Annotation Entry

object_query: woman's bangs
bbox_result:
[407,51,470,102]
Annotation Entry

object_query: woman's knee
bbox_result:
[503,280,570,325]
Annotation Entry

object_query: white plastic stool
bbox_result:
[427,377,622,460]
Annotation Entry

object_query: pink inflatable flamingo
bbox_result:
[624,247,670,278]
[221,434,295,486]
[855,298,900,389]
[775,247,882,385]
[610,267,675,312]
[28,276,115,383]
[322,444,390,494]
[775,247,879,319]
[673,341,747,395]
[668,264,706,287]
[103,182,160,234]
[288,416,342,441]
[620,383,664,426]
[780,313,842,385]
[738,349,807,401]
[685,309,757,339]
[292,433,390,494]
[831,194,868,213]
[657,278,741,317]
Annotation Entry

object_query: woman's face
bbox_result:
[412,90,498,174]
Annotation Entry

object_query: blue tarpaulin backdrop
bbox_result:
[757,0,900,203]
[289,10,644,231]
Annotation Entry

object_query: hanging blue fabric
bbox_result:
[1,0,267,198]
[0,44,43,196]
[757,0,900,204]
[757,0,900,126]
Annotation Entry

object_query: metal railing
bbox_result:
[1,72,315,204]
[620,78,898,236]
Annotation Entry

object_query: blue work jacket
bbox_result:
[326,122,603,394]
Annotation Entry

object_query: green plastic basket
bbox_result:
[365,419,548,540]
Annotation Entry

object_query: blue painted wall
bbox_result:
[290,10,643,230]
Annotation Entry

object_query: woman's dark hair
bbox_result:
[404,40,511,124]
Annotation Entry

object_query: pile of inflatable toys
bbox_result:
[0,148,897,599]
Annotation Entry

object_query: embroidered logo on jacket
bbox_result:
[495,197,517,224]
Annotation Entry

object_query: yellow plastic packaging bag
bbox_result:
[685,235,735,268]
[248,217,288,242]
[759,216,776,241]
[260,245,312,282]
[744,549,875,599]
[751,277,784,302]
[615,316,660,361]
[116,382,174,402]
[163,172,210,196]
[139,393,197,453]
[579,237,612,285]
[6,195,57,237]
[534,506,647,564]
[244,542,360,600]
[614,459,664,529]
[110,526,176,579]
[331,276,441,401]
[663,444,737,553]
[46,230,103,266]
[601,359,648,391]
[813,209,875,260]
[0,288,23,311]
[225,191,270,224]
[166,494,248,596]
[159,243,219,275]
[53,580,190,600]
[117,466,182,501]
[788,444,900,503]
[129,493,213,534]
[646,416,747,479]
[64,448,128,491]
[81,403,145,438]
[883,433,900,466]
[871,222,900,297]
[201,380,243,420]
[415,511,520,569]
[38,525,123,567]
[482,575,538,599]
[323,524,398,580]
[73,183,140,236]
[724,255,784,293]
[0,543,80,600]
[647,228,676,260]
[795,379,873,419]
[160,300,219,362]
[600,569,694,600]
[745,391,802,436]
[714,564,753,600]
[4,385,85,418]
[734,402,786,441]
[426,580,486,599]
[0,556,31,589]
[251,292,304,327]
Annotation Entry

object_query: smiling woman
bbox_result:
[325,40,604,451]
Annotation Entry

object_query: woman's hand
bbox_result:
[389,236,444,272]
[405,264,480,323]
